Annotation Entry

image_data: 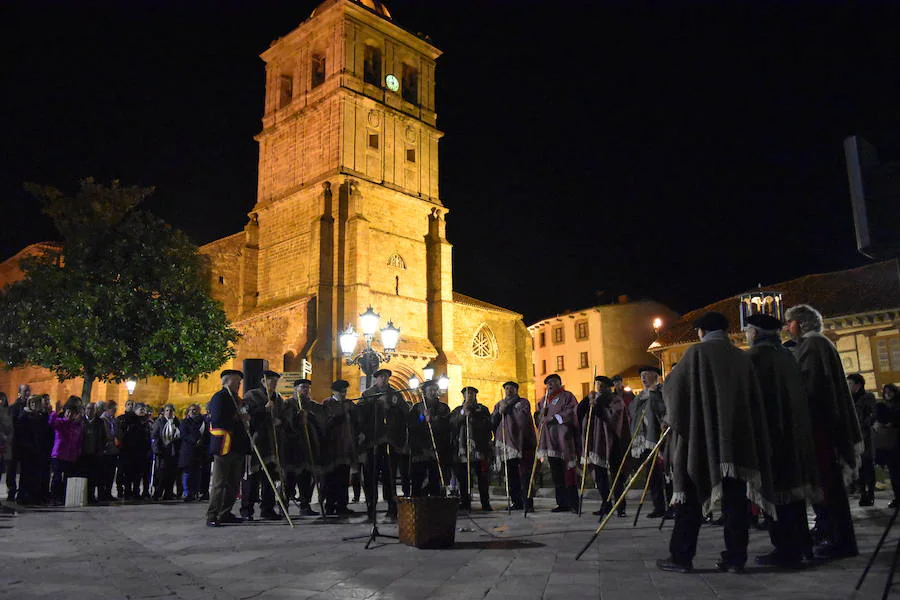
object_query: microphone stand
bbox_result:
[342,387,399,549]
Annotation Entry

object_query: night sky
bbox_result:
[2,1,898,324]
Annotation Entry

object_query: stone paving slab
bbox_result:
[0,488,897,600]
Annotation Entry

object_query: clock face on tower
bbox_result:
[385,74,399,92]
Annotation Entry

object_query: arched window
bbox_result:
[472,324,498,359]
[387,253,406,269]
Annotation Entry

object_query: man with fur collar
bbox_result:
[786,303,862,559]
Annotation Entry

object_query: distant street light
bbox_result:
[126,379,137,395]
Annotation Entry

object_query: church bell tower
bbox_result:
[246,0,460,397]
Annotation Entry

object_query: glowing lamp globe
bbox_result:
[339,325,359,357]
[653,318,663,330]
[126,379,137,395]
[408,376,420,389]
[437,374,450,392]
[380,321,400,353]
[359,306,380,337]
[422,363,435,382]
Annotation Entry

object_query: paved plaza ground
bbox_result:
[0,486,897,600]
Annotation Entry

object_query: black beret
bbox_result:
[262,370,281,379]
[611,375,623,382]
[745,314,782,330]
[373,368,392,379]
[220,369,244,379]
[461,386,479,395]
[693,311,729,332]
[594,376,613,385]
[293,378,312,387]
[638,366,662,376]
[331,379,350,391]
[846,373,865,386]
[501,381,519,388]
[543,374,562,384]
[421,379,439,390]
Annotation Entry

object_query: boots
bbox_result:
[551,485,569,513]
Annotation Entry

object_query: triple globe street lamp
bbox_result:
[338,306,449,392]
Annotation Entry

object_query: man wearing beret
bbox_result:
[205,369,250,527]
[658,312,774,573]
[785,303,862,559]
[281,378,321,517]
[239,370,284,521]
[407,379,453,497]
[612,375,634,411]
[491,381,535,510]
[358,369,408,519]
[629,365,669,518]
[534,374,579,513]
[744,313,820,568]
[450,386,494,511]
[578,375,628,517]
[321,380,357,516]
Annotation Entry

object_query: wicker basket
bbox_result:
[397,496,459,549]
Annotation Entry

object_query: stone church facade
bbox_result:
[0,0,533,409]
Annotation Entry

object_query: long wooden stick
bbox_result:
[227,389,294,528]
[575,428,670,560]
[501,410,511,515]
[632,432,664,526]
[606,403,649,505]
[299,399,326,518]
[524,390,550,518]
[418,393,446,489]
[577,367,597,517]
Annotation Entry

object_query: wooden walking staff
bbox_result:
[524,389,550,518]
[577,366,598,517]
[417,388,447,490]
[299,401,327,518]
[606,402,649,505]
[270,395,289,509]
[228,391,295,528]
[632,425,667,527]
[575,428,671,560]
[501,408,512,515]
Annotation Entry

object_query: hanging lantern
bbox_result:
[739,289,784,329]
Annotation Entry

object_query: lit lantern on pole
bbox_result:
[739,289,784,329]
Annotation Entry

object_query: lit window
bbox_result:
[575,321,589,340]
[552,326,564,344]
[556,356,565,371]
[579,352,588,369]
[472,325,497,359]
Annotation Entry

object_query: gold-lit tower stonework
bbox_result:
[194,0,532,405]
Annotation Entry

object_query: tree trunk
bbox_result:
[81,368,94,404]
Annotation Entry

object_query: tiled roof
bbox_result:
[452,292,521,316]
[658,260,900,346]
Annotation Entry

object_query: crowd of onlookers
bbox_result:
[0,385,212,506]
[851,376,900,508]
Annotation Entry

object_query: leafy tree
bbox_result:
[0,179,240,403]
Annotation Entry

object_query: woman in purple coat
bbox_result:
[49,397,84,505]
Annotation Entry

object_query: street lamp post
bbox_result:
[339,306,400,390]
